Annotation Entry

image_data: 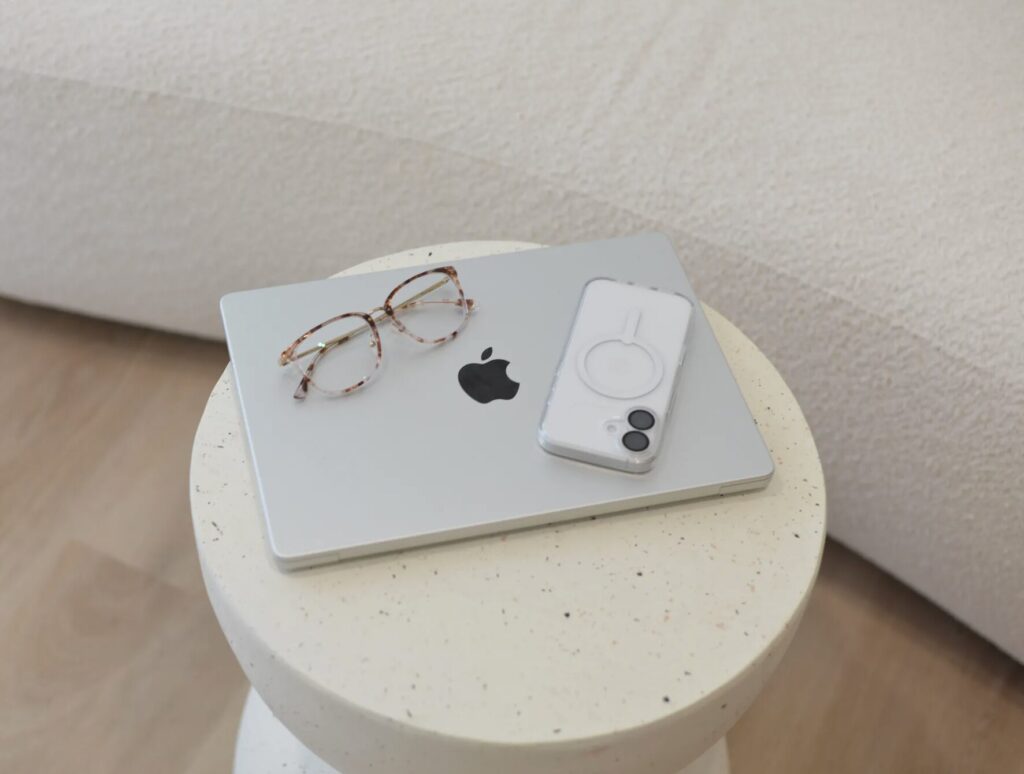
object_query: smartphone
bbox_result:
[538,277,694,473]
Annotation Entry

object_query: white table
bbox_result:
[190,241,826,774]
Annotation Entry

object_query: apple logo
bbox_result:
[458,347,520,404]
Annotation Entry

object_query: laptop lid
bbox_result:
[220,233,773,569]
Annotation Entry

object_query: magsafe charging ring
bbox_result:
[576,309,664,399]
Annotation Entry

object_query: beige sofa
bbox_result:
[2,1,1021,659]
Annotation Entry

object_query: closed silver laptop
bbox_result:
[221,233,773,569]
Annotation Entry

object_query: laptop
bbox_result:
[221,233,773,569]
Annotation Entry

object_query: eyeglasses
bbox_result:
[279,266,475,399]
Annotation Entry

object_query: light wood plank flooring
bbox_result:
[1,298,1021,773]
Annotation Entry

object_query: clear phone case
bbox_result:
[538,277,694,473]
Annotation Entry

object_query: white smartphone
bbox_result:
[538,277,694,473]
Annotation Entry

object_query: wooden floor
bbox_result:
[1,297,1021,774]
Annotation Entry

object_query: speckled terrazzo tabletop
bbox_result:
[190,242,826,774]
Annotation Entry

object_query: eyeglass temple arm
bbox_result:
[292,348,325,399]
[285,318,379,366]
[282,278,475,364]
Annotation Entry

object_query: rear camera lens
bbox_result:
[628,409,655,430]
[622,431,650,452]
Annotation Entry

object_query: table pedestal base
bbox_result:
[233,687,730,774]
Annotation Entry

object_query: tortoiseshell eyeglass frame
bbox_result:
[278,266,475,400]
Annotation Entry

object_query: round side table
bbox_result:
[190,241,826,774]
